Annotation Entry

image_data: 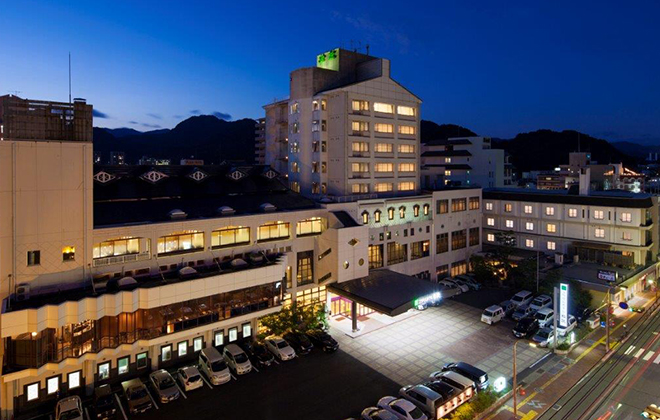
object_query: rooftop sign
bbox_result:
[597,270,617,283]
[317,48,339,71]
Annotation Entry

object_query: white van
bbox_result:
[223,343,252,375]
[199,347,231,385]
[481,305,504,325]
[510,290,533,308]
[535,308,555,328]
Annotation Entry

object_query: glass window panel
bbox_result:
[68,371,81,389]
[178,341,188,356]
[47,377,59,394]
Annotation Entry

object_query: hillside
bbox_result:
[93,116,256,164]
[420,120,477,143]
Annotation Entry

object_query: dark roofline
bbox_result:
[483,188,654,208]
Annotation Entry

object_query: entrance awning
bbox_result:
[328,269,440,317]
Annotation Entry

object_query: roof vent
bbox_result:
[169,209,187,220]
[260,203,277,212]
[74,98,87,103]
[218,206,236,215]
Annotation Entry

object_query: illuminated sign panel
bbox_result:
[559,283,569,328]
[597,270,617,282]
[317,48,340,71]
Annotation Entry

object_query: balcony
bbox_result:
[350,131,370,137]
[350,172,371,179]
[93,252,151,267]
[351,151,370,158]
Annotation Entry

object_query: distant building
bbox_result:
[263,48,421,199]
[138,156,170,165]
[94,151,102,164]
[255,117,266,164]
[109,151,126,165]
[180,158,204,166]
[421,137,507,189]
[263,99,289,176]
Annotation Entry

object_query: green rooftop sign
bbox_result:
[317,48,339,71]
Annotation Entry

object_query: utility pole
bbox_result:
[536,251,540,293]
[553,286,558,349]
[513,340,518,419]
[605,284,612,352]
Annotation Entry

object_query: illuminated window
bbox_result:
[388,207,395,220]
[469,197,480,210]
[436,200,448,214]
[485,202,493,211]
[368,244,384,269]
[547,241,556,250]
[525,239,534,248]
[93,238,140,259]
[193,337,203,352]
[506,220,514,228]
[47,376,59,395]
[411,240,430,260]
[622,231,632,241]
[118,356,130,375]
[487,234,495,242]
[214,330,224,347]
[290,122,299,134]
[398,163,415,172]
[98,362,110,380]
[445,170,452,176]
[545,206,555,216]
[352,183,369,193]
[487,218,495,226]
[362,211,369,224]
[352,100,369,111]
[593,210,604,220]
[398,144,415,154]
[290,102,299,114]
[68,371,81,389]
[451,198,467,212]
[375,163,393,172]
[423,204,429,215]
[297,217,326,236]
[374,210,381,222]
[228,328,238,342]
[375,183,393,192]
[242,323,252,337]
[352,162,369,173]
[352,141,369,152]
[398,125,416,135]
[451,261,467,277]
[398,182,415,191]
[257,221,290,241]
[399,206,406,218]
[387,242,408,265]
[413,205,420,217]
[595,228,605,238]
[546,223,557,233]
[524,205,532,214]
[161,345,172,362]
[26,383,39,401]
[296,250,314,286]
[445,157,452,163]
[525,222,534,231]
[291,161,299,172]
[178,341,188,357]
[136,352,148,369]
[374,123,394,133]
[312,100,319,111]
[397,105,416,116]
[375,143,393,153]
[374,102,394,113]
[62,246,76,262]
[621,212,632,222]
[504,203,513,212]
[212,226,250,248]
[351,121,369,133]
[568,208,578,218]
[157,232,204,255]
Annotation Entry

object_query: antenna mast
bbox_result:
[68,52,72,104]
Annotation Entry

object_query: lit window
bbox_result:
[214,330,224,346]
[178,341,188,357]
[352,162,369,173]
[68,371,81,389]
[93,238,140,259]
[413,205,420,217]
[118,356,129,375]
[352,141,369,152]
[228,327,238,342]
[525,239,534,248]
[257,221,290,241]
[545,206,555,216]
[193,337,203,352]
[568,208,578,218]
[445,170,452,176]
[351,121,369,133]
[593,210,604,220]
[212,226,250,248]
[546,223,557,233]
[595,228,605,238]
[445,157,452,163]
[98,362,110,380]
[487,218,495,226]
[26,383,39,401]
[399,206,406,218]
[362,211,369,224]
[398,144,415,154]
[487,234,495,242]
[374,102,394,113]
[297,217,326,236]
[547,241,556,250]
[505,204,512,212]
[290,102,299,114]
[352,100,369,111]
[506,220,514,228]
[398,163,415,172]
[375,163,393,172]
[525,222,534,231]
[374,210,381,222]
[398,182,415,191]
[136,352,148,369]
[242,323,252,337]
[398,125,416,135]
[157,232,204,255]
[524,205,532,214]
[621,212,632,222]
[161,345,172,362]
[423,204,429,215]
[375,183,393,192]
[62,246,75,262]
[375,143,393,153]
[374,123,394,133]
[388,207,395,220]
[622,231,632,241]
[47,377,59,395]
[352,183,369,193]
[397,105,416,116]
[485,202,493,211]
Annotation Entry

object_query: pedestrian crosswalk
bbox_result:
[624,344,660,363]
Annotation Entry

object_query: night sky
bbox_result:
[2,1,659,142]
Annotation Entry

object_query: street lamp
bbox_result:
[513,341,536,419]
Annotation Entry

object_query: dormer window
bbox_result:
[140,170,168,183]
[228,170,246,181]
[93,171,116,183]
[188,169,208,182]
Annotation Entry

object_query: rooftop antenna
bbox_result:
[68,52,72,104]
[366,44,370,55]
[7,90,22,97]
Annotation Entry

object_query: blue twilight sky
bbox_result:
[2,1,659,142]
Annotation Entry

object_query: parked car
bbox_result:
[377,396,429,420]
[199,347,231,385]
[456,275,481,290]
[423,380,474,410]
[92,384,117,420]
[446,278,470,293]
[441,362,489,391]
[530,294,552,312]
[400,384,464,419]
[428,371,476,400]
[512,304,534,322]
[241,341,276,367]
[177,365,204,392]
[575,306,594,324]
[265,336,296,361]
[557,315,577,336]
[283,331,314,355]
[439,279,462,295]
[481,305,505,325]
[534,308,555,328]
[121,378,152,414]
[306,329,339,352]
[361,406,399,420]
[500,300,517,317]
[56,396,83,420]
[149,369,180,403]
[223,343,253,375]
[510,290,534,308]
[513,317,540,338]
[532,327,557,348]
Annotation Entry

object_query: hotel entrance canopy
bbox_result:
[327,269,440,317]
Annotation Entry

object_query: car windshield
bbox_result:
[410,407,425,419]
[514,308,526,315]
[130,388,147,399]
[188,374,201,382]
[60,410,81,420]
[97,395,114,407]
[277,341,289,349]
[538,330,551,339]
[519,319,534,328]
[234,353,248,363]
[211,360,227,371]
[532,298,543,305]
[484,310,493,317]
[159,376,175,389]
[512,296,523,303]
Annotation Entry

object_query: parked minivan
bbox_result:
[441,362,489,391]
[223,343,252,375]
[428,371,476,400]
[510,291,533,308]
[400,383,466,420]
[199,347,231,385]
[535,308,555,328]
[512,304,534,322]
[481,305,504,325]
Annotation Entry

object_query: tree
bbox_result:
[487,231,517,284]
[470,255,498,286]
[258,302,328,338]
[508,258,537,290]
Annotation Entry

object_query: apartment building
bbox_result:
[263,99,289,176]
[264,48,422,199]
[421,137,508,189]
[254,117,266,164]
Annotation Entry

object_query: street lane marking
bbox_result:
[654,354,660,364]
[521,410,538,420]
[634,348,645,358]
[114,393,128,420]
[624,345,635,355]
[643,350,655,361]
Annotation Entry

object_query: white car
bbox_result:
[361,406,399,420]
[535,308,555,328]
[530,295,552,312]
[456,275,481,290]
[448,278,470,293]
[377,396,428,420]
[481,305,504,325]
[56,396,83,420]
[223,343,253,375]
[177,366,204,392]
[556,315,577,336]
[532,327,556,348]
[265,336,296,361]
[439,280,462,295]
[510,290,533,308]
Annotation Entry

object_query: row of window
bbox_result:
[486,224,634,241]
[361,204,430,224]
[351,121,417,135]
[435,197,480,214]
[436,261,468,279]
[436,228,480,253]
[351,181,416,193]
[351,100,416,117]
[351,142,416,154]
[351,163,416,173]
[487,202,635,222]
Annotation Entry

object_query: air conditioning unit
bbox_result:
[554,253,564,265]
[574,255,580,264]
[16,283,30,301]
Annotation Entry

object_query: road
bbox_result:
[538,305,660,420]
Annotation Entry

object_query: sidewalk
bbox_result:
[485,291,659,420]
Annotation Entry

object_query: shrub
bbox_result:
[449,389,499,419]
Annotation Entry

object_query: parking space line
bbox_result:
[175,382,187,399]
[230,373,237,381]
[634,348,645,358]
[273,360,280,365]
[252,366,260,373]
[84,407,91,420]
[643,350,655,361]
[624,345,635,355]
[200,374,214,389]
[146,387,160,410]
[654,354,660,364]
[114,393,128,420]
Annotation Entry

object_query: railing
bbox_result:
[93,252,151,267]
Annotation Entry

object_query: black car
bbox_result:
[305,329,339,352]
[283,331,314,355]
[240,341,275,368]
[424,380,459,399]
[513,317,539,338]
[441,362,489,390]
[93,384,118,420]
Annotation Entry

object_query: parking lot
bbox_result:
[330,288,550,387]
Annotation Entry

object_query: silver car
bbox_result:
[149,369,180,403]
[223,343,252,375]
[265,336,296,361]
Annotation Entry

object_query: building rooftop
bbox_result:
[421,150,472,157]
[93,164,317,227]
[483,187,655,208]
